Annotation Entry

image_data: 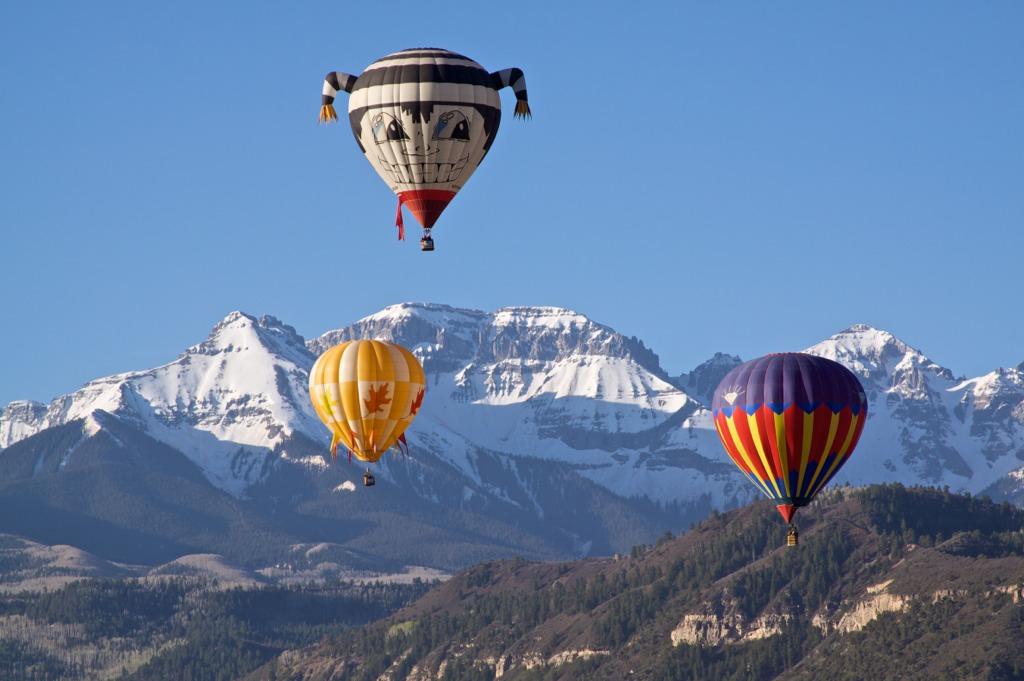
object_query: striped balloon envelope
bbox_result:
[318,48,531,246]
[711,353,867,525]
[309,340,426,464]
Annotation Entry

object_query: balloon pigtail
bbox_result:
[491,68,531,120]
[319,71,357,124]
[329,434,340,461]
[319,104,338,124]
[398,433,410,457]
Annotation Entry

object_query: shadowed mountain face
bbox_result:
[245,485,1024,681]
[1,304,1023,571]
[0,413,682,571]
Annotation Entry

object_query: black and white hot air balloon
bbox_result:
[319,48,531,251]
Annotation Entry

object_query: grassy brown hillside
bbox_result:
[248,485,1024,681]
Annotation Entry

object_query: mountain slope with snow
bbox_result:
[0,313,322,495]
[803,325,1024,495]
[308,303,742,510]
[1,304,1022,569]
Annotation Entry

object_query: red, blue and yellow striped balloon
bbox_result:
[711,353,867,524]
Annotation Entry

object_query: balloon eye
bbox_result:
[433,111,470,142]
[387,121,407,141]
[451,120,470,141]
[371,113,408,144]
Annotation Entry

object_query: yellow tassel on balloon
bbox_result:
[319,104,338,124]
[514,100,532,120]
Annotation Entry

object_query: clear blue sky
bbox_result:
[1,1,1022,405]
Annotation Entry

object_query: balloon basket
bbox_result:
[786,525,799,547]
[363,470,376,487]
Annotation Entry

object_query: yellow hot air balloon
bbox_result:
[309,340,425,477]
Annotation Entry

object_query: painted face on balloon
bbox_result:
[361,106,482,188]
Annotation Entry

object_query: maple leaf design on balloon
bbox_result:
[364,384,392,415]
[409,388,425,416]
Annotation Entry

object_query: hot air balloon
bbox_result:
[318,48,531,251]
[309,340,426,486]
[711,353,867,545]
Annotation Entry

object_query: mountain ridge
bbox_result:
[1,304,1023,571]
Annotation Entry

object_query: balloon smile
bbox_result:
[385,159,468,184]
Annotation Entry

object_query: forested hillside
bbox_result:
[248,485,1024,681]
[1,485,1021,681]
[0,578,431,681]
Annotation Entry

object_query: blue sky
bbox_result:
[1,1,1022,405]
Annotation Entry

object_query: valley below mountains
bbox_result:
[1,303,1023,574]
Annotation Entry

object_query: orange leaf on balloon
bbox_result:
[410,388,425,416]
[364,384,391,415]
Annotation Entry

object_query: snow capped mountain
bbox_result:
[1,305,1022,528]
[308,303,741,510]
[0,312,322,494]
[803,325,1024,495]
[957,366,1024,459]
[309,303,665,377]
[0,400,47,448]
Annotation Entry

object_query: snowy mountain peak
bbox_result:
[363,303,606,336]
[479,307,663,376]
[492,306,593,329]
[0,400,47,448]
[308,304,666,379]
[797,324,1024,490]
[815,324,912,358]
[1,400,46,418]
[676,352,743,406]
[361,302,488,323]
[805,324,955,387]
[0,311,322,495]
[686,352,742,375]
[959,367,1024,410]
[190,312,312,367]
